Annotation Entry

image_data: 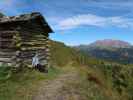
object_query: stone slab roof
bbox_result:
[0,12,53,33]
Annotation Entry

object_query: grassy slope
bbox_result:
[0,40,133,100]
[78,46,133,64]
[0,66,61,100]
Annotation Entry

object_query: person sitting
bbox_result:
[32,53,47,73]
[32,53,39,67]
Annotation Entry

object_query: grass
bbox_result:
[75,67,119,100]
[0,40,133,100]
[0,64,132,100]
[0,65,61,100]
[54,66,120,100]
[0,64,117,100]
[44,41,133,100]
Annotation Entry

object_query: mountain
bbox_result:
[75,39,133,64]
[89,39,132,48]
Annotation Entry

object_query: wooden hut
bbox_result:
[0,12,53,69]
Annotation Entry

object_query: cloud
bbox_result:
[54,14,133,30]
[0,0,20,15]
[0,0,11,10]
[1,0,133,31]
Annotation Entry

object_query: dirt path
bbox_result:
[32,69,83,100]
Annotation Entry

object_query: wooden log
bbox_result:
[21,43,47,47]
[0,31,18,33]
[0,49,16,52]
[39,55,48,60]
[22,41,47,45]
[21,39,47,43]
[44,48,50,52]
[0,38,13,42]
[0,46,16,49]
[21,46,47,51]
[0,58,12,63]
[0,55,14,58]
[0,34,13,38]
[0,51,15,55]
[0,42,14,47]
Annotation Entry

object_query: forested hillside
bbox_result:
[75,40,133,64]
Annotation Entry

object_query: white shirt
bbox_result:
[32,55,39,67]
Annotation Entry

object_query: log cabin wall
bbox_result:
[0,12,53,68]
[0,31,17,65]
[20,32,50,67]
[0,30,50,68]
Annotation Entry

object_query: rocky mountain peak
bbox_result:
[90,39,132,48]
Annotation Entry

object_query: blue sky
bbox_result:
[0,0,133,45]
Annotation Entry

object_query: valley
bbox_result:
[75,39,133,64]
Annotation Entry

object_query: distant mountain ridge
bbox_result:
[89,39,132,48]
[75,39,133,64]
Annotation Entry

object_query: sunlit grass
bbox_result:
[0,65,61,100]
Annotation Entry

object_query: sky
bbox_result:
[0,0,133,45]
